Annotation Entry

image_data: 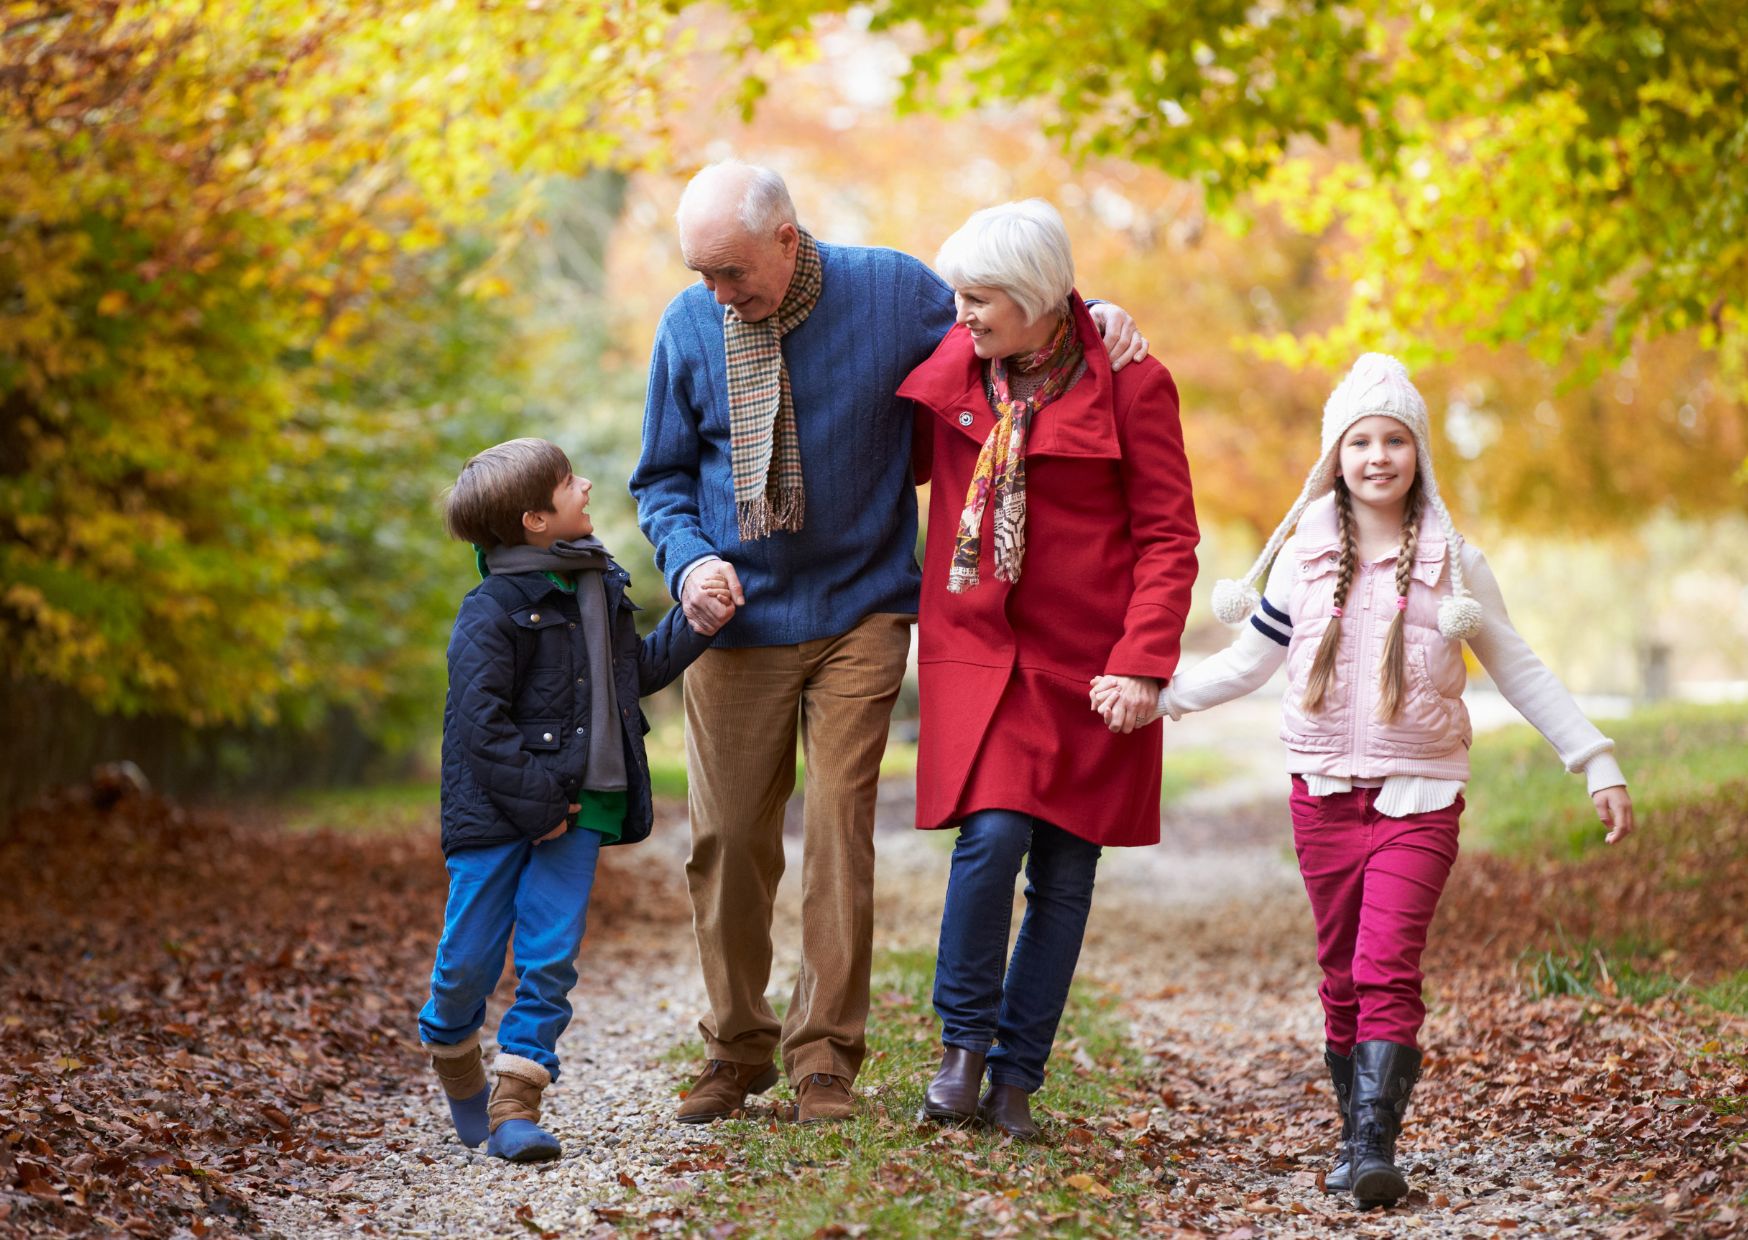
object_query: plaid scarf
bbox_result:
[723,229,822,541]
[947,308,1084,594]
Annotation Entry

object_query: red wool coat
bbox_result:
[897,296,1200,847]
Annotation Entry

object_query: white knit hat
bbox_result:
[1210,352,1484,640]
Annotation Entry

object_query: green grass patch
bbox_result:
[667,948,1161,1237]
[1523,933,1748,1017]
[1158,747,1239,806]
[276,779,439,834]
[1465,699,1748,856]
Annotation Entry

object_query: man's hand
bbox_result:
[1089,673,1161,734]
[1594,786,1636,845]
[1086,302,1149,373]
[681,560,745,635]
[535,806,579,845]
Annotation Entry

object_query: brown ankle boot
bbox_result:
[676,1059,780,1124]
[978,1083,1040,1140]
[488,1054,551,1132]
[425,1031,487,1099]
[922,1047,986,1123]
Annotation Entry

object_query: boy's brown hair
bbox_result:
[443,438,571,549]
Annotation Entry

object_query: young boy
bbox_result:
[419,438,732,1162]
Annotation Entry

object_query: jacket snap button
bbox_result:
[958,411,974,426]
[542,732,554,742]
[575,726,585,735]
[529,612,541,622]
[568,622,577,629]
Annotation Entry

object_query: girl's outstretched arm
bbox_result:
[1462,545,1635,841]
[1097,552,1294,722]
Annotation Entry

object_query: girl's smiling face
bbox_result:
[1339,415,1418,513]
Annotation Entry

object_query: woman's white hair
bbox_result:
[675,160,798,236]
[934,199,1075,324]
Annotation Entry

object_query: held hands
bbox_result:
[1088,674,1161,734]
[1086,303,1149,372]
[681,560,745,636]
[1593,786,1636,845]
[535,805,580,845]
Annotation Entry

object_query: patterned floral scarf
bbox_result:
[723,229,823,541]
[947,308,1084,593]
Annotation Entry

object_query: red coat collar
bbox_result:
[897,292,1120,459]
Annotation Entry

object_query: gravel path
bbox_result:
[257,760,1653,1236]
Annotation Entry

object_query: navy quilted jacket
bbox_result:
[439,561,712,854]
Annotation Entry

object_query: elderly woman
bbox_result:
[897,200,1200,1137]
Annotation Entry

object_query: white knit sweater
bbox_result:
[1160,543,1627,816]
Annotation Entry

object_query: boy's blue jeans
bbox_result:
[418,827,602,1080]
[933,810,1102,1093]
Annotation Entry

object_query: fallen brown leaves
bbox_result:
[0,778,658,1239]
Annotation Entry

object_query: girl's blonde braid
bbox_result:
[1376,481,1424,721]
[1302,480,1358,715]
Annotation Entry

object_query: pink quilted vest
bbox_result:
[1279,496,1473,779]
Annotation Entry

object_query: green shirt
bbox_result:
[574,788,627,843]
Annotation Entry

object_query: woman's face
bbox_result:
[1339,415,1418,513]
[954,285,1049,359]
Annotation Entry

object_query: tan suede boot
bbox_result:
[422,1031,489,1148]
[425,1031,487,1099]
[486,1054,561,1162]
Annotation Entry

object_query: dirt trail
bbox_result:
[255,762,1736,1237]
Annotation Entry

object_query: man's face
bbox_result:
[680,216,801,323]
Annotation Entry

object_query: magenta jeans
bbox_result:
[1289,777,1462,1053]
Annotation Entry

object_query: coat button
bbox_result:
[530,612,541,622]
[569,622,577,629]
[957,411,974,426]
[542,732,554,742]
[575,726,585,735]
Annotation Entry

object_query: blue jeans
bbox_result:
[933,810,1102,1092]
[417,827,603,1079]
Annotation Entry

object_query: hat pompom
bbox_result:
[1438,593,1484,641]
[1211,578,1259,625]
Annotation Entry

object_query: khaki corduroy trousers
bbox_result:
[683,611,912,1082]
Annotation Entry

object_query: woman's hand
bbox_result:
[1088,674,1160,734]
[1593,786,1636,844]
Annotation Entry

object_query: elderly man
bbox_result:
[632,161,1146,1124]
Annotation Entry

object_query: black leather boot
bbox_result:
[1321,1047,1355,1194]
[921,1046,986,1124]
[1348,1040,1421,1208]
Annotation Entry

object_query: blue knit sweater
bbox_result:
[631,243,956,647]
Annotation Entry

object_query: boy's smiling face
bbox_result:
[523,470,593,546]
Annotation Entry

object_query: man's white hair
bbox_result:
[675,160,799,236]
[934,199,1075,325]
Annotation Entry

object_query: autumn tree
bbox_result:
[0,1,675,730]
[716,0,1748,427]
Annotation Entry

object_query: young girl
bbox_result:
[1093,353,1636,1207]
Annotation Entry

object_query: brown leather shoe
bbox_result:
[676,1059,779,1124]
[795,1073,856,1124]
[921,1047,986,1124]
[978,1082,1040,1140]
